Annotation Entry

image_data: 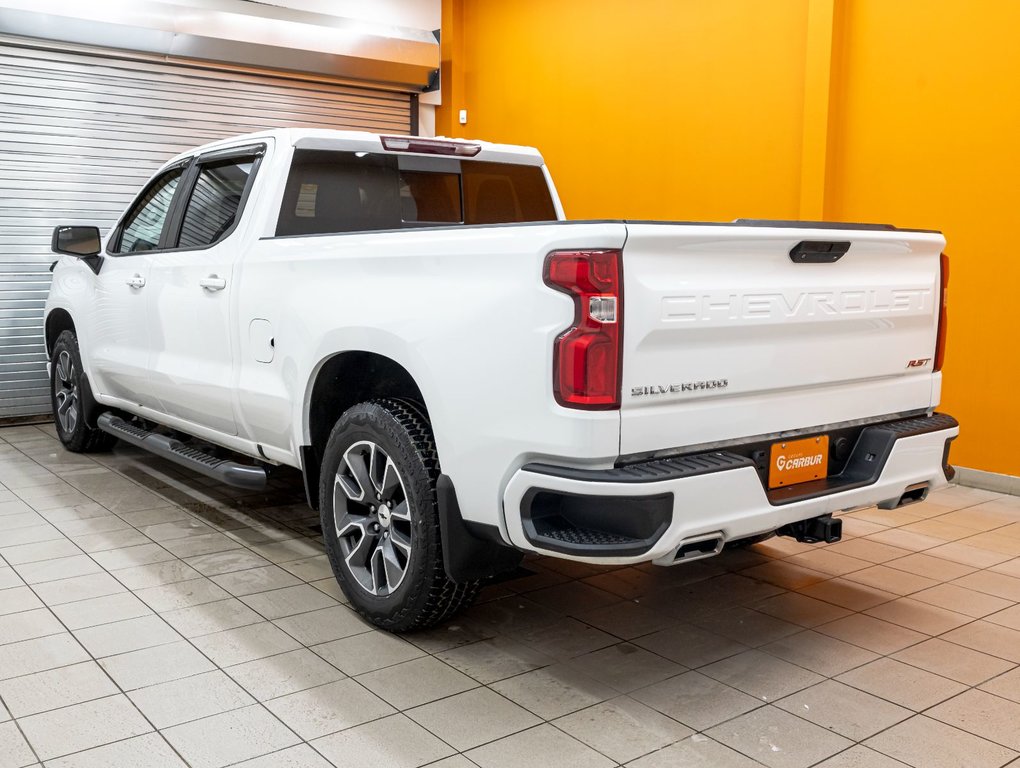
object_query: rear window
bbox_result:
[276,149,557,237]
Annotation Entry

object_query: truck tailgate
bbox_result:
[620,223,946,456]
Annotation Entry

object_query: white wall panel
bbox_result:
[0,40,411,418]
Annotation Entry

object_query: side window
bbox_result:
[176,157,255,249]
[112,167,183,254]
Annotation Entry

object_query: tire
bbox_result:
[319,398,479,632]
[50,330,116,453]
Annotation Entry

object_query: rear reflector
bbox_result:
[544,250,623,409]
[380,136,481,156]
[934,252,949,372]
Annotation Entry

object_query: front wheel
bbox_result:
[50,330,116,453]
[319,399,478,632]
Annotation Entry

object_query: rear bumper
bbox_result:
[502,413,958,565]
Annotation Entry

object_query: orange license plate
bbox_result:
[769,435,829,489]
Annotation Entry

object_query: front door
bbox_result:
[88,164,185,407]
[144,147,263,436]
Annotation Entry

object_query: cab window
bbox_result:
[176,157,255,249]
[111,167,184,254]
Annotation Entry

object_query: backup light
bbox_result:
[380,136,481,156]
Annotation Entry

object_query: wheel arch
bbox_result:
[303,350,431,510]
[44,308,76,358]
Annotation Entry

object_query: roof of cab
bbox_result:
[162,128,544,168]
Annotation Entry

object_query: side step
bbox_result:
[97,413,267,491]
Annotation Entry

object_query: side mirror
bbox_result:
[52,226,101,257]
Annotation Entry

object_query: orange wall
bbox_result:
[440,0,810,220]
[439,0,1020,476]
[823,1,1020,476]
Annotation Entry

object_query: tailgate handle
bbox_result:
[789,241,850,263]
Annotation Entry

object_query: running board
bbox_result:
[97,413,267,490]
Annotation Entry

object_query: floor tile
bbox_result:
[133,577,231,612]
[110,559,201,590]
[184,549,273,576]
[32,572,124,607]
[12,555,102,585]
[0,661,118,717]
[160,597,263,638]
[75,613,182,656]
[892,638,1016,686]
[908,582,1012,618]
[307,630,424,678]
[240,584,337,619]
[941,621,1020,663]
[553,696,691,764]
[43,732,187,767]
[434,632,554,681]
[273,605,370,645]
[575,600,678,639]
[707,705,854,768]
[0,588,44,618]
[798,578,898,612]
[89,538,175,571]
[51,591,152,630]
[954,570,1020,601]
[99,640,215,690]
[928,689,1020,750]
[980,667,1020,703]
[864,597,972,634]
[313,713,456,768]
[357,655,476,709]
[632,670,763,730]
[760,629,880,677]
[192,621,302,667]
[865,715,1016,768]
[162,704,301,768]
[633,622,750,668]
[813,744,926,767]
[753,592,852,628]
[815,614,925,655]
[211,565,302,597]
[0,608,63,645]
[490,663,616,720]
[775,680,911,740]
[0,633,89,680]
[265,679,394,740]
[17,694,151,761]
[836,657,967,710]
[626,734,764,767]
[408,687,541,752]
[509,617,617,660]
[129,669,255,728]
[226,648,345,701]
[884,552,977,581]
[467,722,613,768]
[567,643,685,693]
[0,539,82,566]
[0,721,36,768]
[229,743,332,767]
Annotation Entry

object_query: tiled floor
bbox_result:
[1,423,1019,768]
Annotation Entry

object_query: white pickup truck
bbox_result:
[45,129,958,631]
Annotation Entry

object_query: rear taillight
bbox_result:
[544,249,623,409]
[934,252,949,372]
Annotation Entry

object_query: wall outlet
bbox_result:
[459,109,468,125]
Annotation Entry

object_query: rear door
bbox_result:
[144,144,265,436]
[619,223,946,456]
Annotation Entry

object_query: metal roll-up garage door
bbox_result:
[0,41,413,419]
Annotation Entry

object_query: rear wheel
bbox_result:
[319,399,478,632]
[50,331,116,453]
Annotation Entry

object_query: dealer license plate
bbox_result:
[768,435,829,489]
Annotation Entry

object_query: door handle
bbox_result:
[199,275,227,291]
[125,274,146,289]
